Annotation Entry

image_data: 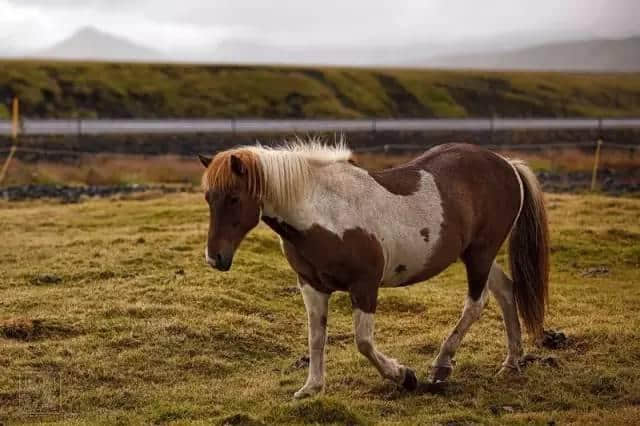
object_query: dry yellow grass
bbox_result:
[4,155,203,186]
[0,193,639,424]
[4,146,639,187]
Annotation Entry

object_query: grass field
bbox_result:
[2,61,640,119]
[5,147,640,187]
[1,192,639,425]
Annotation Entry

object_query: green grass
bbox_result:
[0,193,639,425]
[1,61,640,119]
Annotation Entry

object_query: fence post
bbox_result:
[489,116,495,145]
[590,139,602,192]
[0,97,19,184]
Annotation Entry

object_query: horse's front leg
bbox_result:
[294,280,329,399]
[352,303,418,391]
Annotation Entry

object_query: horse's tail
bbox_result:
[509,160,550,341]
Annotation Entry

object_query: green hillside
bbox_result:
[1,60,640,119]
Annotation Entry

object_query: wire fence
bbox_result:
[2,117,639,189]
[2,117,640,136]
[1,140,638,158]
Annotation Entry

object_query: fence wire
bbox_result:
[0,141,638,158]
[2,117,640,136]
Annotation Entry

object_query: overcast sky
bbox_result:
[2,0,639,53]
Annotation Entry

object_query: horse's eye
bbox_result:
[229,196,240,205]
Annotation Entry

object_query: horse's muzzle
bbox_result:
[214,253,232,271]
[205,247,233,271]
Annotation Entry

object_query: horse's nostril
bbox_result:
[215,253,223,265]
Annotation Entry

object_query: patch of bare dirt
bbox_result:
[0,318,78,341]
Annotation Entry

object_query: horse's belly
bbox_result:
[379,232,436,287]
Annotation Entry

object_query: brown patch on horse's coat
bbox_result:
[394,265,407,274]
[368,167,421,196]
[262,217,384,313]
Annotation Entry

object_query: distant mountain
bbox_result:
[175,35,640,70]
[14,28,639,71]
[425,37,640,71]
[209,39,445,66]
[35,27,162,62]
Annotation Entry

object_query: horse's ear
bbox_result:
[230,154,247,176]
[198,154,212,168]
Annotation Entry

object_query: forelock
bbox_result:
[201,149,263,196]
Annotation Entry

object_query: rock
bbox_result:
[489,404,520,416]
[30,274,62,285]
[581,266,609,277]
[286,355,310,373]
[174,269,186,280]
[520,353,540,366]
[2,184,192,202]
[542,329,569,349]
[540,355,561,368]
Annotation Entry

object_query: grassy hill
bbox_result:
[0,193,639,424]
[1,61,640,119]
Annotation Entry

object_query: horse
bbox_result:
[198,140,549,398]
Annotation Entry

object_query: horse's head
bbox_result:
[199,151,262,271]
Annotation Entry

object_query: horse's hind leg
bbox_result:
[353,308,418,391]
[488,262,523,374]
[430,251,492,383]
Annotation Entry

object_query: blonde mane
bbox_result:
[202,138,352,210]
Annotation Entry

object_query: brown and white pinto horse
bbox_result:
[199,141,549,398]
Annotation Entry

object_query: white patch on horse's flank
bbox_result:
[265,161,444,287]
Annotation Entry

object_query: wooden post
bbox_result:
[590,139,602,192]
[0,97,19,184]
[11,97,19,139]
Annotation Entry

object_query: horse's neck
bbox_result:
[260,162,339,228]
[261,162,359,232]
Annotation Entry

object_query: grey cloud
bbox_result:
[2,0,639,53]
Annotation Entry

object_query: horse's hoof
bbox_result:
[496,364,521,377]
[429,365,452,383]
[424,379,448,394]
[401,368,418,391]
[293,384,323,399]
